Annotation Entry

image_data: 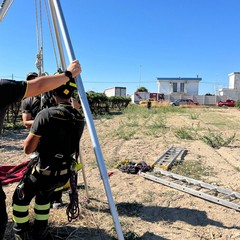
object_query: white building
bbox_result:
[156,77,202,95]
[219,72,240,100]
[104,87,126,97]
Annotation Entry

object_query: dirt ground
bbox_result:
[1,106,240,240]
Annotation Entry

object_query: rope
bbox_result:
[66,169,80,222]
[39,0,44,73]
[34,0,61,73]
[35,48,43,72]
[35,0,44,75]
[43,0,60,70]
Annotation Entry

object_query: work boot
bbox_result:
[50,198,65,209]
[32,227,53,240]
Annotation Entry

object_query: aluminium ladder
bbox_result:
[140,168,240,211]
[152,146,184,170]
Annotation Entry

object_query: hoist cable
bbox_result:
[43,0,60,70]
[35,0,43,75]
[34,0,39,50]
[39,0,44,74]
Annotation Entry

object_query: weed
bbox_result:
[174,127,195,140]
[189,112,200,120]
[159,190,176,198]
[142,190,156,203]
[147,115,166,129]
[114,128,136,140]
[201,130,235,149]
[172,160,213,180]
[101,114,114,119]
[125,120,139,128]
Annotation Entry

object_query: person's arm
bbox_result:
[71,97,80,109]
[23,133,40,154]
[24,60,81,98]
[22,113,34,129]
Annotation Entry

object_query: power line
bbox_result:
[83,81,156,84]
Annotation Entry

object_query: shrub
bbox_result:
[201,130,235,149]
[235,100,240,108]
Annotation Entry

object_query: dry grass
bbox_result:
[1,105,240,239]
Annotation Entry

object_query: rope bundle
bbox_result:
[115,160,152,174]
[66,170,80,222]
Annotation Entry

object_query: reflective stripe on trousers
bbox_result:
[12,186,51,233]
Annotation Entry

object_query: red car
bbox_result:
[216,99,236,107]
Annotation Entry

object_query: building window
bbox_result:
[173,82,177,92]
[180,82,184,92]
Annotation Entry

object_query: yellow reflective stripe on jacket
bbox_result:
[13,204,29,212]
[54,186,64,192]
[29,132,41,138]
[13,215,29,224]
[34,213,49,221]
[34,203,50,210]
[69,82,77,88]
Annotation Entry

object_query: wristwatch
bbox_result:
[64,70,73,80]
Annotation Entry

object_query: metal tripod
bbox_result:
[49,1,124,239]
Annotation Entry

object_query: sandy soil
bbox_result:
[1,106,240,240]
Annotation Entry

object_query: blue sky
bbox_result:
[0,0,240,95]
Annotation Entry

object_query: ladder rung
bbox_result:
[204,188,217,194]
[172,179,185,184]
[152,146,184,170]
[222,193,236,199]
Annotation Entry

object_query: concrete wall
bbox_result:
[185,81,199,95]
[164,94,229,105]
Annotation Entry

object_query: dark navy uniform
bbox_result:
[21,96,41,119]
[0,79,27,240]
[12,103,84,237]
[0,80,27,108]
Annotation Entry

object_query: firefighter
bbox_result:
[21,71,61,209]
[12,80,85,240]
[21,72,41,129]
[0,60,81,240]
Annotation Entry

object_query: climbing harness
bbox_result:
[16,153,39,200]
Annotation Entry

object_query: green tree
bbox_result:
[136,86,148,92]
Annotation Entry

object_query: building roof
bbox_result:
[228,72,240,76]
[157,77,202,81]
[104,86,126,90]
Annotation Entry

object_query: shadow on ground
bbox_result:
[86,201,239,230]
[5,223,115,240]
[4,221,172,240]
